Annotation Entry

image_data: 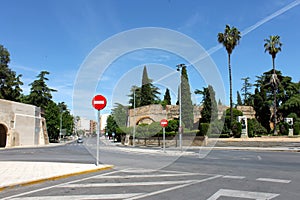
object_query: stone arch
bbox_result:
[0,123,8,148]
[136,116,155,125]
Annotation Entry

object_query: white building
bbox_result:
[100,114,109,133]
[77,117,90,135]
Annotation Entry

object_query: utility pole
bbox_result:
[59,110,62,143]
[133,87,136,147]
[176,63,186,152]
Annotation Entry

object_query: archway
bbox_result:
[0,124,7,147]
[136,117,155,125]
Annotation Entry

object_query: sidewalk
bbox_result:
[0,161,113,191]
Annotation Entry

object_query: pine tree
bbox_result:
[26,71,56,109]
[112,103,128,127]
[0,44,23,101]
[241,77,252,105]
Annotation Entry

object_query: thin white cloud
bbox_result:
[187,0,300,68]
[10,63,40,74]
[241,0,300,36]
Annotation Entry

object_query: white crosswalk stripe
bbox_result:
[58,179,204,188]
[10,193,144,200]
[256,178,291,183]
[6,169,292,200]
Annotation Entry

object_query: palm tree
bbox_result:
[218,24,241,127]
[264,35,282,134]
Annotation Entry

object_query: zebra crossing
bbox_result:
[3,168,292,200]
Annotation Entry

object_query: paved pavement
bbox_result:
[0,161,113,191]
[0,137,299,192]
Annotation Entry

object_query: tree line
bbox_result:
[105,65,195,141]
[0,44,74,141]
[216,24,300,136]
[107,24,300,139]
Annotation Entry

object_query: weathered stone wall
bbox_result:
[128,104,256,127]
[236,106,256,119]
[0,99,49,148]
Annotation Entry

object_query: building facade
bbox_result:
[0,99,49,148]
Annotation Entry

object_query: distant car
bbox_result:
[77,138,83,143]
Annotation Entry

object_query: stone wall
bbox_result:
[0,99,49,148]
[236,106,256,119]
[128,104,256,127]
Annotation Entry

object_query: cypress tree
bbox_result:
[180,66,194,129]
[140,66,160,106]
[163,88,171,105]
[237,91,243,106]
[195,85,218,123]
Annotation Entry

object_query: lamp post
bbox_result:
[176,63,185,152]
[133,87,136,147]
[59,111,62,143]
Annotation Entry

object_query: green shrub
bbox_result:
[220,108,243,136]
[279,122,289,135]
[294,122,300,135]
[247,118,268,137]
[231,121,242,138]
[198,121,224,137]
[198,123,209,136]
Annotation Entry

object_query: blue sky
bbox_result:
[1,0,300,119]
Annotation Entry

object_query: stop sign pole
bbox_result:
[92,95,107,166]
[160,119,168,153]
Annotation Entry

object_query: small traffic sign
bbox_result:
[160,119,168,127]
[92,95,107,110]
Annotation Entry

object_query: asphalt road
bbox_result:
[1,138,300,200]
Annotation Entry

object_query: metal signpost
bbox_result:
[160,119,168,153]
[92,95,107,166]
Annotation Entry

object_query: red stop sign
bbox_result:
[92,95,107,110]
[160,119,168,127]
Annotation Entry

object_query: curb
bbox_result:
[0,165,113,192]
[0,140,77,151]
[196,147,300,152]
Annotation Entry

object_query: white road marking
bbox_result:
[2,171,119,200]
[97,173,203,179]
[256,178,291,183]
[257,155,262,160]
[59,180,201,187]
[119,168,157,173]
[124,175,222,200]
[207,189,280,200]
[10,193,143,200]
[222,175,245,179]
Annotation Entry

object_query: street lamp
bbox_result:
[133,86,137,147]
[59,107,70,143]
[176,63,185,151]
[59,111,62,142]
